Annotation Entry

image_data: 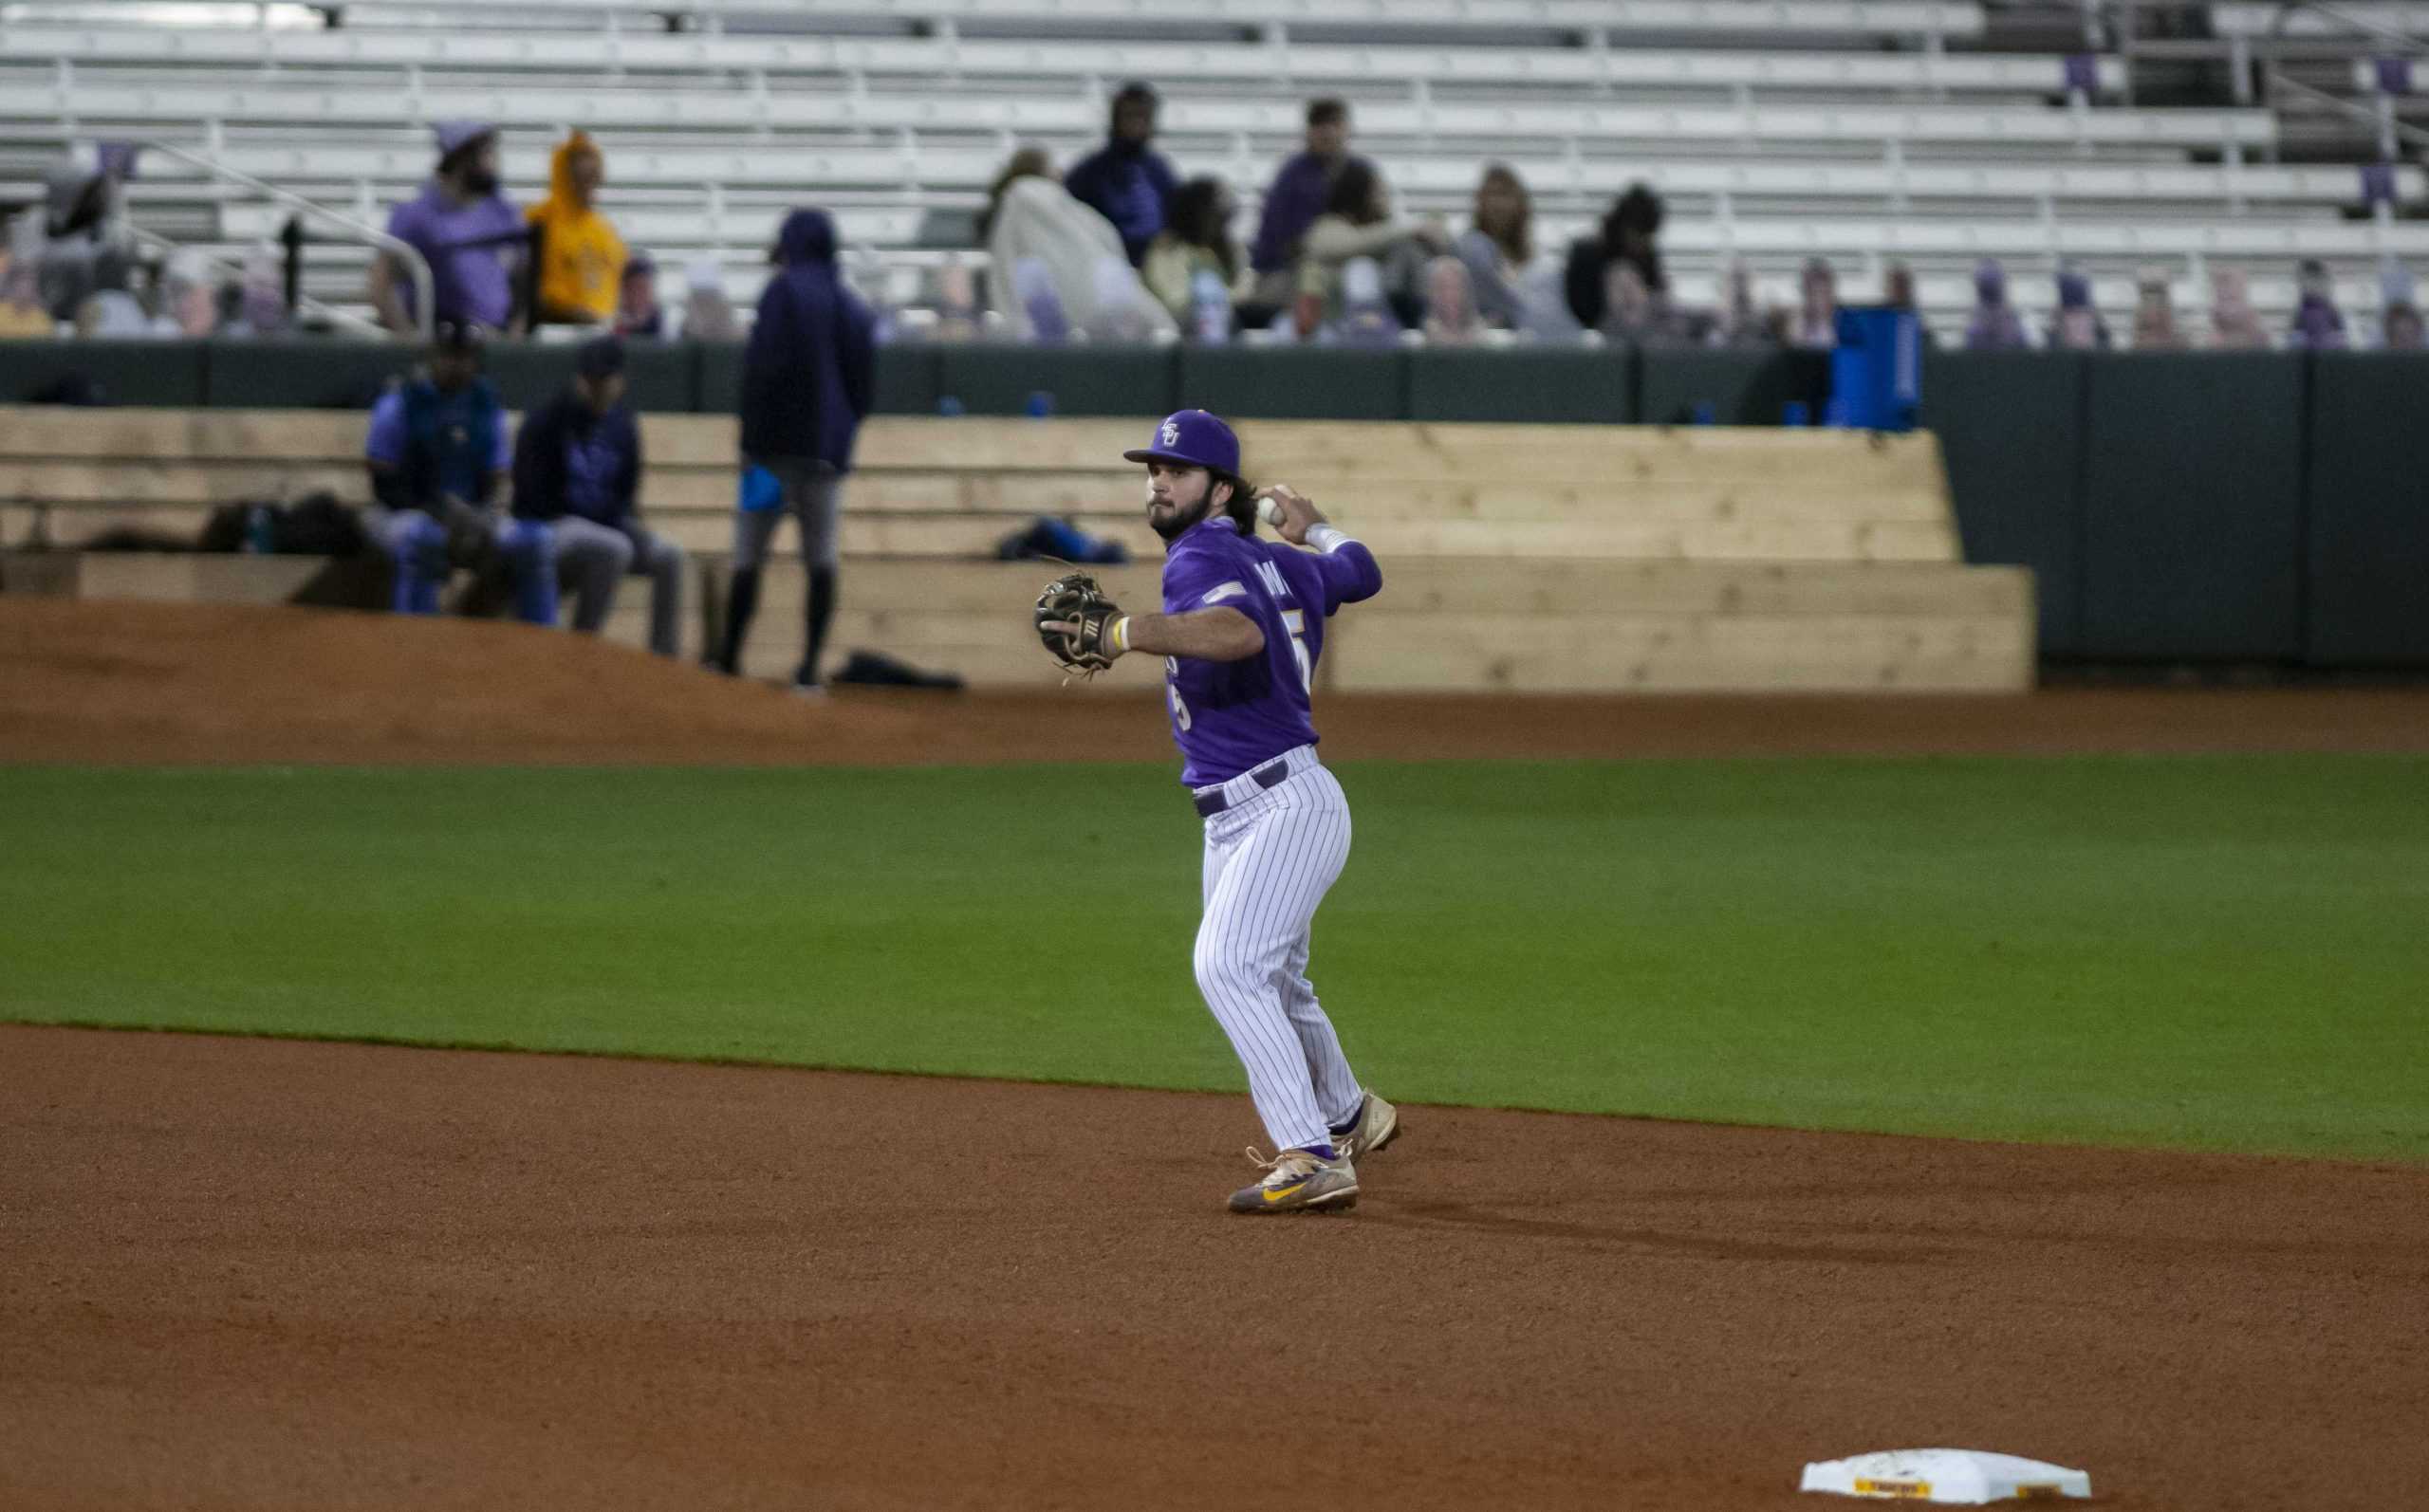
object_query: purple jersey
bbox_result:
[384,182,526,330]
[1159,517,1382,786]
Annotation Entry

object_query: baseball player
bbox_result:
[1036,409,1398,1214]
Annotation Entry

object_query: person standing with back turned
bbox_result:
[710,209,876,691]
[1036,410,1400,1214]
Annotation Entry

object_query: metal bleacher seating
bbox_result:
[5,0,2409,335]
[5,0,2424,335]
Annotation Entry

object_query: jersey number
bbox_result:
[1168,682,1192,731]
[1281,610,1311,691]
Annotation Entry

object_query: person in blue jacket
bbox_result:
[508,336,687,655]
[709,208,876,691]
[362,320,549,621]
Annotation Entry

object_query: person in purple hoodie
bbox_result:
[1038,410,1397,1216]
[370,120,528,336]
[708,208,877,691]
[1247,99,1366,313]
[1062,82,1179,267]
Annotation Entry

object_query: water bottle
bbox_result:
[1190,267,1233,344]
[244,504,276,554]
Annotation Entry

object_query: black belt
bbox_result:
[1194,756,1297,817]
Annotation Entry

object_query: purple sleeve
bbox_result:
[1160,539,1249,615]
[364,391,406,467]
[384,197,425,249]
[1249,157,1318,275]
[1311,538,1381,612]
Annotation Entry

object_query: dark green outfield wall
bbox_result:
[3,339,2418,666]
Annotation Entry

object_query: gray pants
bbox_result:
[551,515,687,655]
[731,458,842,572]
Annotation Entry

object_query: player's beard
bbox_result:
[1148,490,1212,543]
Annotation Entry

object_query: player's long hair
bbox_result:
[1211,470,1260,535]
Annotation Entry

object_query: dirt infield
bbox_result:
[9,600,2429,1508]
[5,1025,2424,1511]
[5,598,2428,765]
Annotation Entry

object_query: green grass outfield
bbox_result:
[4,757,2423,1163]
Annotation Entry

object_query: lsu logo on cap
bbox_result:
[1160,417,1180,448]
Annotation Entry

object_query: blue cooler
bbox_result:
[1826,305,1921,432]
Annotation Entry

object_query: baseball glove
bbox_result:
[1034,571,1123,680]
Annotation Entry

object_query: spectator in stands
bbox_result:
[28,149,136,323]
[0,241,49,337]
[1142,176,1247,332]
[363,321,548,622]
[525,131,626,328]
[1297,159,1449,330]
[1711,259,1771,347]
[2381,262,2423,348]
[711,209,877,691]
[983,150,1173,341]
[679,257,743,341]
[2208,267,2270,349]
[1563,183,1666,331]
[2384,302,2425,349]
[2049,265,2110,350]
[2130,267,2187,351]
[2287,258,2348,349]
[1789,258,1838,349]
[1598,260,1685,345]
[1421,256,1484,344]
[218,244,289,339]
[1063,83,1179,267]
[158,249,220,338]
[1882,261,1934,346]
[614,251,665,338]
[371,120,527,338]
[1456,164,1534,331]
[508,337,686,655]
[1249,99,1364,314]
[1963,259,2031,350]
[978,148,1056,244]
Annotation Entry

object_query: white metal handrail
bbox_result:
[132,136,434,341]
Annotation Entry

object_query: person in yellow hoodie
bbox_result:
[526,132,625,325]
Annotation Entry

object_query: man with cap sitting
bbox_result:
[370,120,528,337]
[507,336,687,655]
[364,319,551,621]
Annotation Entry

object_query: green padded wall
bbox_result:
[1178,346,1406,419]
[202,339,409,408]
[1406,346,1633,423]
[1637,347,1828,426]
[1921,350,2086,656]
[0,339,208,405]
[2080,353,2307,661]
[2304,353,2429,665]
[937,344,1177,416]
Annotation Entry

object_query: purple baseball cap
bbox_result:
[1122,409,1239,474]
[432,120,496,162]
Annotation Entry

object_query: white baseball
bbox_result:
[1257,494,1285,527]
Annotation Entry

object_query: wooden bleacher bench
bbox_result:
[0,406,2032,692]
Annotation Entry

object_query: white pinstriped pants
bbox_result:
[1192,747,1365,1154]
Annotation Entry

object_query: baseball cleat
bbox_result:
[1333,1093,1400,1162]
[1228,1146,1358,1215]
